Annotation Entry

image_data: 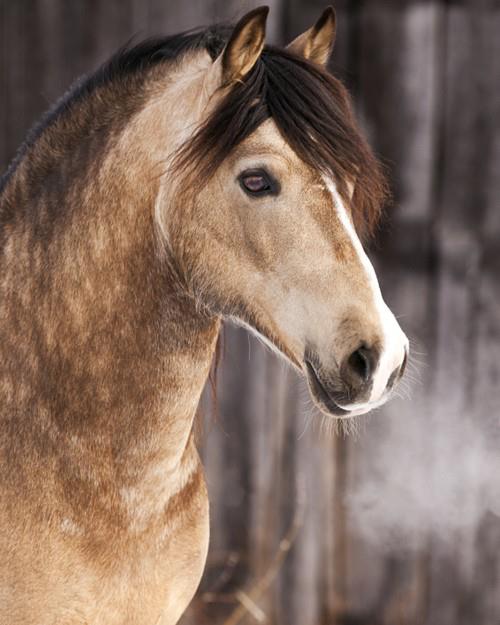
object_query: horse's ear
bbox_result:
[287,6,336,67]
[220,6,269,84]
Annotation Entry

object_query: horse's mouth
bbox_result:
[304,360,351,418]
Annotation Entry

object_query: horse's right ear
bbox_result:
[218,6,269,85]
[287,6,336,67]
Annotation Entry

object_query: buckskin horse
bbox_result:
[0,6,408,624]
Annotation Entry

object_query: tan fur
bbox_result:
[0,51,221,625]
[169,121,386,371]
[0,10,407,624]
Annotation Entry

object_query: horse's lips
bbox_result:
[304,360,351,417]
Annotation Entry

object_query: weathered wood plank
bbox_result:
[426,4,500,623]
[338,2,444,623]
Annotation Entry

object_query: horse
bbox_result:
[0,6,408,624]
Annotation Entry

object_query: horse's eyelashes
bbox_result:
[238,168,280,198]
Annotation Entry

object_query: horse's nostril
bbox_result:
[386,366,399,390]
[386,350,408,391]
[346,346,376,384]
[400,349,408,378]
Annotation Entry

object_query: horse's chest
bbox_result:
[89,476,210,625]
[93,536,208,625]
[1,467,209,625]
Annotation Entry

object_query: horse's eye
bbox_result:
[243,175,269,193]
[238,169,278,197]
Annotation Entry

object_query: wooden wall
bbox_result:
[1,1,500,623]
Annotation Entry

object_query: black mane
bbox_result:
[0,26,229,195]
[1,23,388,236]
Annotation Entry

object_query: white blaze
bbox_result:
[324,177,408,409]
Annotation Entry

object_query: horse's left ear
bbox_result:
[287,6,336,67]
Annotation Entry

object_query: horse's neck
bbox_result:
[0,62,219,527]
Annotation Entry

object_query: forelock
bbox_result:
[173,44,389,239]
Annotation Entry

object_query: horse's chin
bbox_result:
[310,393,381,420]
[312,389,389,420]
[313,400,354,419]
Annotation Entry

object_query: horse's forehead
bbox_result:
[250,119,288,146]
[229,120,310,173]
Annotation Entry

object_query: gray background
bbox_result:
[1,1,500,624]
